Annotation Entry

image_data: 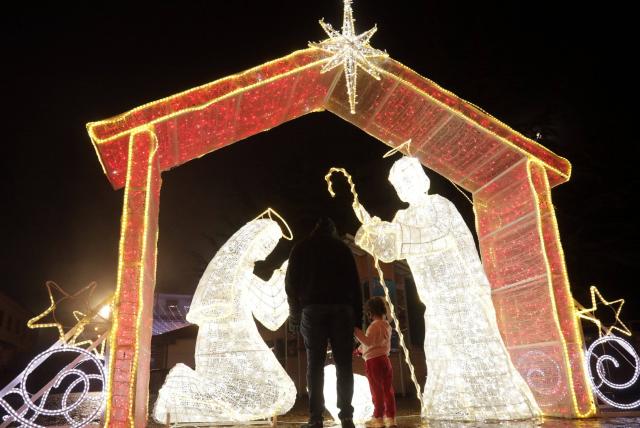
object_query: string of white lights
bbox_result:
[515,350,564,398]
[0,346,106,428]
[585,335,640,409]
[326,167,424,409]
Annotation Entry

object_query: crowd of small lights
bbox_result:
[153,217,296,423]
[354,156,541,421]
[0,346,106,428]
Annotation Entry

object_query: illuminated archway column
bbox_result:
[105,128,161,428]
[474,159,595,418]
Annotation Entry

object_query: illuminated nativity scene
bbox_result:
[1,1,638,427]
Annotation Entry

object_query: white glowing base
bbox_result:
[323,364,373,423]
[153,218,296,423]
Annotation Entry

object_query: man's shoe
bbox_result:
[301,421,323,428]
[340,418,355,428]
[383,416,397,428]
[365,417,384,427]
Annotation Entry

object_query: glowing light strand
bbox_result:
[309,0,388,114]
[0,346,106,428]
[585,335,640,409]
[325,167,424,411]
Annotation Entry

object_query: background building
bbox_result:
[0,292,37,384]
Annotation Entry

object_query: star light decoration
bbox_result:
[576,285,632,337]
[27,281,108,350]
[309,0,388,114]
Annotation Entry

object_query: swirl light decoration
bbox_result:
[353,156,541,421]
[0,346,106,428]
[515,350,566,406]
[323,364,373,424]
[153,214,296,424]
[585,335,640,410]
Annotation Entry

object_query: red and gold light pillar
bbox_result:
[475,159,595,418]
[105,128,161,428]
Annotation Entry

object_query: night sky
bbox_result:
[3,2,638,332]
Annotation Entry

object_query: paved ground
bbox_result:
[146,395,640,428]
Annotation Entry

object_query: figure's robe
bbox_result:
[356,195,540,421]
[153,218,296,423]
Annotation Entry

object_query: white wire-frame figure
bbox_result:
[354,156,541,421]
[153,216,296,424]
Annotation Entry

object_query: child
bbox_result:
[354,297,397,428]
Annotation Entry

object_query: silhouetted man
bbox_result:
[285,217,362,428]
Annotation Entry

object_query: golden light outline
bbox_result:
[526,160,596,417]
[383,139,412,158]
[103,126,159,427]
[27,281,98,344]
[254,207,294,241]
[576,285,632,337]
[86,49,570,185]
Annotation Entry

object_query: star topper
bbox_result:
[309,0,388,114]
[576,285,632,337]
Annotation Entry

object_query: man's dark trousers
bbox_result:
[300,304,355,423]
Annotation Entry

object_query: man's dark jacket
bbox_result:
[285,222,363,328]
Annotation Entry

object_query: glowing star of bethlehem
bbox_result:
[352,156,542,421]
[309,0,388,114]
[153,212,296,424]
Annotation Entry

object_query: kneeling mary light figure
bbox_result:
[153,210,296,423]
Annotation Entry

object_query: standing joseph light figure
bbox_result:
[153,215,296,424]
[354,156,541,421]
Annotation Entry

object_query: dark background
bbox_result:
[2,1,638,346]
